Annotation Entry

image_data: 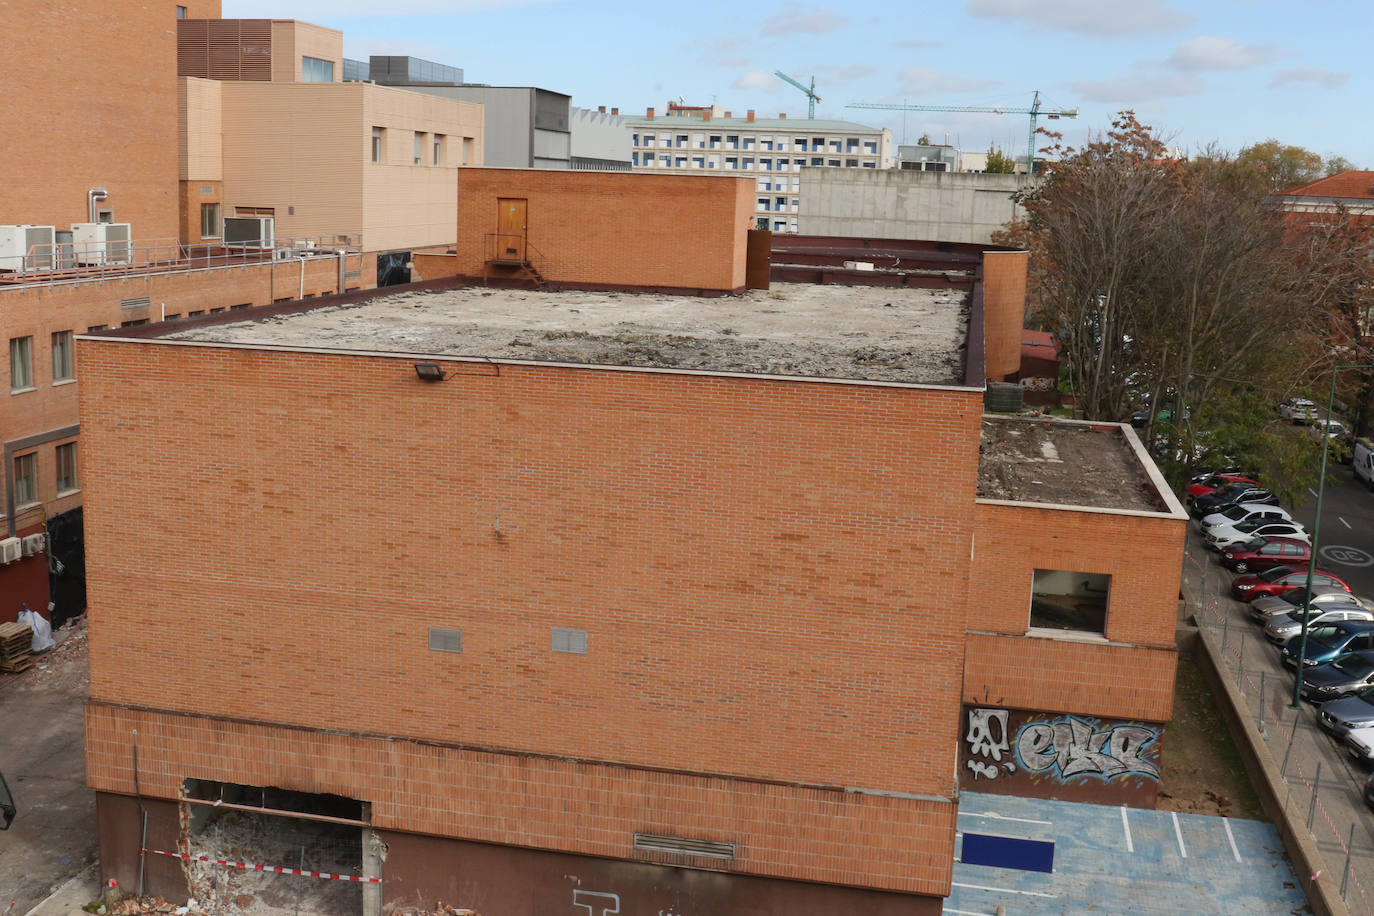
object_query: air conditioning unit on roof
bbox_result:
[0,225,57,271]
[22,533,46,557]
[71,222,132,266]
[0,537,21,565]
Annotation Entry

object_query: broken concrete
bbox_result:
[166,283,970,385]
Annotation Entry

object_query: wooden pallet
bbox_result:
[0,654,31,673]
[0,621,30,656]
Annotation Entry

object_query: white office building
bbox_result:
[623,103,893,233]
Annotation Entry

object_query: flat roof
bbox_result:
[978,417,1171,513]
[164,283,970,385]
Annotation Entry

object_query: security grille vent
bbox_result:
[120,296,151,311]
[551,627,588,654]
[428,627,462,653]
[633,834,736,860]
[177,19,272,80]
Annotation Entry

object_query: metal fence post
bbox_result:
[1281,710,1300,778]
[1258,672,1267,735]
[1307,762,1322,834]
[1223,615,1230,653]
[1239,633,1247,687]
[1342,822,1356,899]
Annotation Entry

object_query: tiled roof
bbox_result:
[1280,171,1374,200]
[1021,329,1058,361]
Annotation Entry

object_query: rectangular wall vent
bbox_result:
[428,627,462,653]
[551,627,588,654]
[633,833,736,859]
[120,296,151,311]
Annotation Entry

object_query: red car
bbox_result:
[1231,565,1352,601]
[1188,473,1257,501]
[1220,536,1311,574]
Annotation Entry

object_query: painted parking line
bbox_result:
[1341,516,1352,529]
[1310,488,1320,499]
[951,881,1055,899]
[1223,817,1243,863]
[958,810,1053,826]
[1172,811,1188,858]
[1121,805,1134,853]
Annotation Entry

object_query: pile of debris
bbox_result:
[392,906,480,916]
[100,897,207,916]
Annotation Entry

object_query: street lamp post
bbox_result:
[1292,362,1374,707]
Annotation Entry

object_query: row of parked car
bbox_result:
[1189,469,1374,765]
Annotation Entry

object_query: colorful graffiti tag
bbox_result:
[961,706,1163,804]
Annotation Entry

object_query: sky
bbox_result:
[224,0,1370,166]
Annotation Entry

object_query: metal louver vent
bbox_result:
[428,627,462,653]
[550,627,587,654]
[120,296,151,311]
[633,834,736,859]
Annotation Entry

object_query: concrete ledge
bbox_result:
[1193,621,1350,916]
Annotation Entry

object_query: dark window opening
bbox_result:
[1030,569,1110,634]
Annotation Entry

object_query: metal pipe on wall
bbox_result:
[87,188,108,224]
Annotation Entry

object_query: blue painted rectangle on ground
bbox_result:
[960,832,1055,873]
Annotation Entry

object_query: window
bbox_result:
[551,627,588,654]
[51,331,73,382]
[87,324,108,332]
[642,134,656,147]
[414,131,425,165]
[200,202,220,239]
[810,157,824,166]
[741,157,753,169]
[761,158,772,171]
[691,156,704,168]
[675,134,688,148]
[56,443,77,494]
[725,157,738,169]
[632,133,639,147]
[846,159,858,168]
[773,220,785,231]
[176,5,187,18]
[863,141,877,154]
[371,127,383,164]
[709,135,721,148]
[658,155,669,166]
[726,135,739,149]
[301,56,334,83]
[762,139,773,151]
[674,156,686,168]
[756,197,770,211]
[461,138,473,166]
[755,217,769,230]
[1030,570,1110,634]
[827,159,841,167]
[742,137,754,149]
[829,139,842,152]
[433,134,445,166]
[428,627,463,653]
[13,453,36,507]
[693,133,705,148]
[121,318,149,327]
[9,337,32,391]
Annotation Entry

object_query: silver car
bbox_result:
[1264,607,1374,646]
[1249,586,1371,622]
[1318,689,1374,738]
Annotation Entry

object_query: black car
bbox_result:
[1190,483,1281,520]
[1301,651,1374,702]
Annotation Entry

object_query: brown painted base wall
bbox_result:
[96,794,188,901]
[379,829,942,916]
[1,521,49,623]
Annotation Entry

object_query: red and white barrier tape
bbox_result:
[141,848,380,883]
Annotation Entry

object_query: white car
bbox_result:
[1264,607,1374,647]
[1345,725,1374,763]
[1198,502,1292,532]
[1279,398,1318,423]
[1204,519,1309,551]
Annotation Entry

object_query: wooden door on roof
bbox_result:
[496,198,527,261]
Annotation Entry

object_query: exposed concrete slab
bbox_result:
[165,282,970,385]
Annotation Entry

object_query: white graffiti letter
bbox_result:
[965,759,1000,780]
[966,708,1011,762]
[573,890,621,916]
[1106,725,1161,779]
[1017,722,1056,771]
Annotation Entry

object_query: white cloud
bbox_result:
[1065,71,1202,102]
[1268,67,1349,89]
[761,3,848,36]
[965,0,1192,36]
[1167,36,1278,70]
[732,70,778,91]
[898,67,1001,96]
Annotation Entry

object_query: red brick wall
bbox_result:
[965,501,1184,722]
[1,2,181,240]
[981,251,1028,381]
[454,169,752,291]
[0,522,51,623]
[79,341,984,891]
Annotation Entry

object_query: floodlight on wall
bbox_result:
[413,362,448,382]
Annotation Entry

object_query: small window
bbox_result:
[13,453,37,507]
[51,331,74,382]
[301,56,334,83]
[200,202,220,239]
[371,127,383,164]
[1030,569,1110,634]
[87,324,108,333]
[9,337,33,391]
[433,133,445,166]
[428,627,463,653]
[56,442,77,494]
[120,319,149,327]
[176,5,187,17]
[413,131,425,165]
[186,311,204,318]
[551,627,588,654]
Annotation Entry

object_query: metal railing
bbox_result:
[0,234,364,288]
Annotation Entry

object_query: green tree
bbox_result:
[1324,154,1357,176]
[917,132,932,145]
[1235,139,1324,190]
[985,146,1017,174]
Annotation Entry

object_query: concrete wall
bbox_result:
[79,337,986,897]
[1,1,180,239]
[453,169,753,291]
[270,20,342,83]
[799,169,1028,244]
[409,86,540,168]
[570,107,633,164]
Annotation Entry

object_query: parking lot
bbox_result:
[1186,475,1374,916]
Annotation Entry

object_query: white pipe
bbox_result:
[87,188,108,223]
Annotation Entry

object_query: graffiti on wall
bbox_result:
[963,707,1161,787]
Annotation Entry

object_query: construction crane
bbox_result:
[775,71,821,119]
[846,91,1078,172]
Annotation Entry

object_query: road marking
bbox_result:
[1340,516,1352,529]
[1223,817,1243,862]
[1310,488,1320,499]
[944,910,990,915]
[1121,805,1134,853]
[952,882,1055,899]
[1321,545,1374,568]
[1172,811,1188,858]
[957,810,1053,826]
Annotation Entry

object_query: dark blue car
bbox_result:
[1282,621,1374,670]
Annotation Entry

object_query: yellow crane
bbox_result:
[847,90,1078,172]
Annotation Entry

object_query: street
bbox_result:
[1288,461,1374,597]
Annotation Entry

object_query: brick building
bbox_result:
[0,0,482,621]
[80,171,1185,913]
